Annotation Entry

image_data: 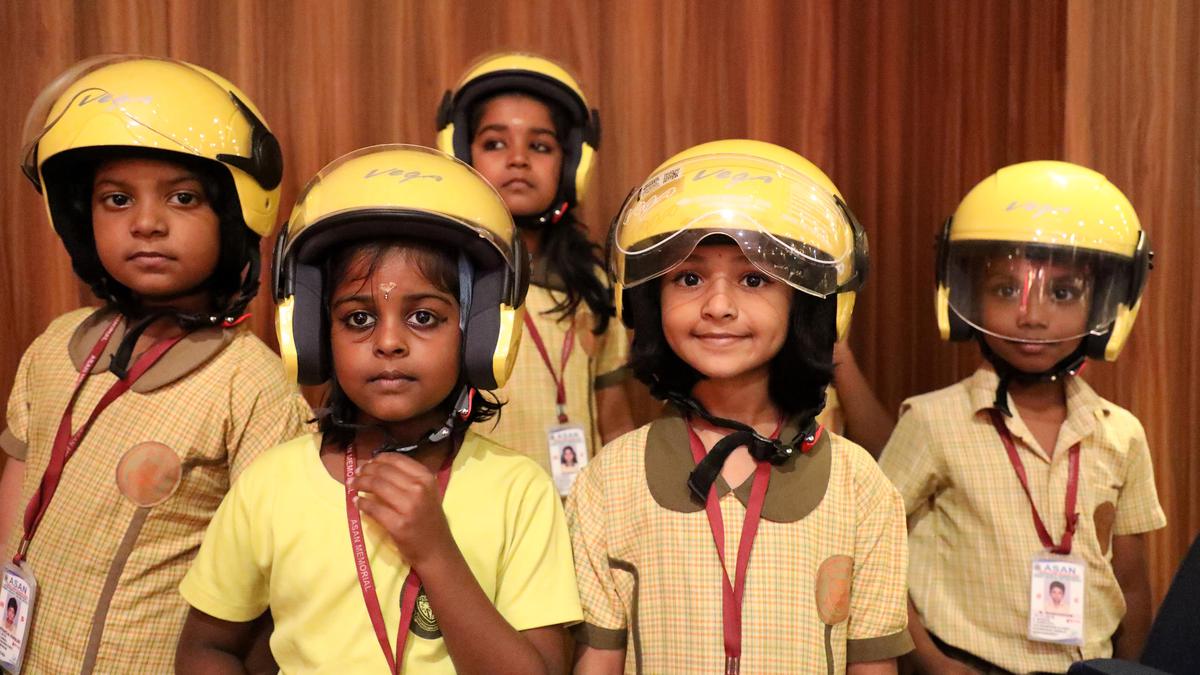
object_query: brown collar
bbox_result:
[68,308,234,393]
[644,408,832,522]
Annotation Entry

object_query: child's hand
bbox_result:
[349,453,456,570]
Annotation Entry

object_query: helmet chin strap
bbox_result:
[106,242,261,378]
[660,390,823,502]
[514,200,570,230]
[977,336,1087,417]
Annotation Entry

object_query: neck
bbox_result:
[519,227,542,259]
[353,409,454,472]
[1006,377,1068,412]
[690,370,780,435]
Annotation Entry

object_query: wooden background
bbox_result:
[1,0,1196,609]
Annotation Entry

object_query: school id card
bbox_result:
[0,561,36,674]
[1028,554,1084,645]
[548,424,588,497]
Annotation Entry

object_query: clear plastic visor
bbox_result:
[613,154,858,297]
[945,241,1130,343]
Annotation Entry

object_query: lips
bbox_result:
[369,371,416,388]
[502,177,534,190]
[693,332,749,347]
[128,250,175,262]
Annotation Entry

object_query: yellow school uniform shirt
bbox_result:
[479,260,628,473]
[878,366,1166,673]
[566,409,912,674]
[180,430,583,674]
[0,307,312,674]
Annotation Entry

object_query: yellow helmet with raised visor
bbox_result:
[611,139,868,340]
[273,144,528,388]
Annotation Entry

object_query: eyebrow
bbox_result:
[475,123,557,137]
[331,291,456,308]
[93,174,202,190]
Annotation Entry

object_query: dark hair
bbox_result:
[1050,581,1066,592]
[468,92,613,333]
[42,147,258,318]
[625,274,835,416]
[317,238,501,449]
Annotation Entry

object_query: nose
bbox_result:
[1016,269,1049,328]
[130,202,168,238]
[701,278,738,321]
[372,316,408,357]
[506,143,529,169]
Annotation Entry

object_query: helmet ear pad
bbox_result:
[462,265,508,390]
[215,93,283,190]
[934,216,975,342]
[291,262,330,386]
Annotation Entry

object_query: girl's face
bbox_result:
[329,248,462,430]
[91,157,221,311]
[978,257,1089,372]
[469,94,563,217]
[660,243,793,386]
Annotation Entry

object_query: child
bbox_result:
[437,53,634,495]
[0,56,311,672]
[878,160,1164,673]
[177,145,581,673]
[567,139,912,674]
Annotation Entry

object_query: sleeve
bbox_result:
[564,463,627,648]
[846,451,915,662]
[876,403,942,517]
[1,340,37,461]
[179,461,274,622]
[592,314,630,390]
[225,347,314,481]
[1112,416,1167,536]
[493,467,583,631]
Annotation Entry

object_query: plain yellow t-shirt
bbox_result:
[180,431,582,673]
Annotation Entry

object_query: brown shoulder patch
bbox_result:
[1094,501,1116,555]
[115,442,182,507]
[815,554,854,625]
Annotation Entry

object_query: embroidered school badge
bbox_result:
[115,442,182,507]
[409,585,441,639]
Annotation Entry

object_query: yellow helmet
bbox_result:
[936,160,1150,361]
[273,145,528,388]
[20,55,283,238]
[436,52,600,214]
[610,139,868,340]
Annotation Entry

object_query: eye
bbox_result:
[100,193,131,208]
[480,138,505,151]
[1051,283,1084,302]
[672,271,702,287]
[988,282,1019,299]
[408,309,443,328]
[344,310,375,330]
[532,140,558,154]
[170,191,203,207]
[743,273,768,288]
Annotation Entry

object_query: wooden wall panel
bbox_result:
[0,0,1194,606]
[1064,0,1200,604]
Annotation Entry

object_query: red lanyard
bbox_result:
[344,445,455,674]
[522,312,574,424]
[686,420,781,675]
[14,316,185,564]
[988,410,1080,555]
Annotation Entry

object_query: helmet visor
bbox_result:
[612,153,860,298]
[945,241,1131,343]
[20,55,241,178]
